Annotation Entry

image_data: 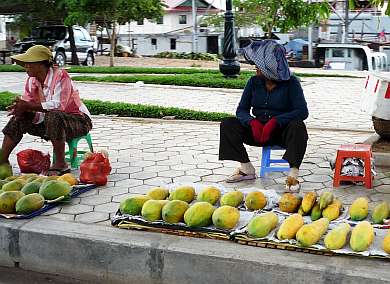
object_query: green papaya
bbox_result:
[247,212,278,238]
[39,180,71,200]
[0,191,25,213]
[350,221,374,252]
[220,191,244,207]
[371,201,389,224]
[310,202,322,221]
[21,181,42,195]
[141,200,164,221]
[169,185,195,203]
[120,195,150,215]
[184,202,215,228]
[349,197,369,221]
[15,193,45,214]
[319,192,334,210]
[162,200,189,223]
[197,186,221,205]
[147,187,169,200]
[212,205,240,230]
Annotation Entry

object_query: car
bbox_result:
[12,25,95,67]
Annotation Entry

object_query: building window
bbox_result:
[151,38,157,46]
[137,19,144,25]
[157,17,164,24]
[170,38,176,50]
[332,48,345,58]
[179,15,187,24]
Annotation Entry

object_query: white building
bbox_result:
[0,16,6,49]
[117,0,221,56]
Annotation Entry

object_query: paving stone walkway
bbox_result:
[1,113,388,225]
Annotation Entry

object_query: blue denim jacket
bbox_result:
[236,75,309,127]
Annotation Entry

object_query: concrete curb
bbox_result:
[0,218,390,283]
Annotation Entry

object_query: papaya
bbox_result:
[26,176,38,183]
[212,205,240,230]
[141,200,164,221]
[301,192,317,213]
[147,187,170,200]
[169,185,195,203]
[0,163,12,180]
[371,201,389,224]
[220,191,244,207]
[298,205,305,216]
[43,176,59,183]
[278,193,301,213]
[158,200,169,207]
[39,180,71,200]
[2,180,24,192]
[5,175,17,181]
[277,213,304,240]
[0,191,25,213]
[350,221,374,252]
[322,199,343,221]
[197,186,221,205]
[319,191,334,210]
[15,193,45,214]
[162,200,189,223]
[245,191,267,210]
[383,231,390,254]
[324,223,351,250]
[349,197,369,221]
[247,212,279,238]
[57,173,78,186]
[21,181,42,195]
[120,195,150,215]
[296,218,329,247]
[184,202,215,228]
[311,202,322,221]
[0,180,8,189]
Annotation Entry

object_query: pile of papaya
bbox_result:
[0,173,77,215]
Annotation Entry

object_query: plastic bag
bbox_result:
[79,151,111,186]
[17,149,51,174]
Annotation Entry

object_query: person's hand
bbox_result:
[249,119,264,143]
[259,118,278,144]
[7,97,30,117]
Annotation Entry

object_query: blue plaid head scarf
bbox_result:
[241,40,291,81]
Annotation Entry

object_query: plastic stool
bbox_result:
[333,144,372,189]
[53,133,94,169]
[260,146,290,177]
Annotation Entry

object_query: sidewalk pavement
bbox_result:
[0,72,373,132]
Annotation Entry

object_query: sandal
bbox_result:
[45,167,71,176]
[225,168,256,183]
[285,176,300,193]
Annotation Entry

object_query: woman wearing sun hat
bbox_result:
[1,45,92,175]
[219,40,309,192]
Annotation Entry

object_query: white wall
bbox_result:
[0,16,6,49]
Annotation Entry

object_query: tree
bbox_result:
[65,0,165,67]
[203,0,330,38]
[353,0,390,15]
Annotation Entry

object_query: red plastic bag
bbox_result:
[17,149,51,174]
[80,151,111,186]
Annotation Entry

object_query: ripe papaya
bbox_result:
[212,205,240,230]
[169,185,195,203]
[310,202,322,221]
[197,186,221,205]
[120,195,150,215]
[322,199,343,221]
[147,187,169,200]
[184,202,215,228]
[349,197,369,221]
[245,191,267,211]
[371,201,389,224]
[301,192,317,213]
[141,200,165,221]
[277,213,304,240]
[319,191,334,210]
[220,191,243,207]
[298,205,305,216]
[324,223,351,250]
[383,231,390,254]
[296,218,329,247]
[247,212,279,238]
[162,200,189,223]
[278,193,301,213]
[350,221,374,252]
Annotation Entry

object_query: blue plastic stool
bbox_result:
[260,145,290,177]
[53,133,94,169]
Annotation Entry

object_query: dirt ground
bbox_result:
[373,138,390,152]
[95,55,254,70]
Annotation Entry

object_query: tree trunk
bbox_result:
[68,26,79,65]
[109,24,116,67]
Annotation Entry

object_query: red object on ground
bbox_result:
[17,149,51,174]
[333,144,373,189]
[79,152,111,186]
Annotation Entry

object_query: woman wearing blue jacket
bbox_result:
[219,40,309,192]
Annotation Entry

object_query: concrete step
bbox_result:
[0,218,389,284]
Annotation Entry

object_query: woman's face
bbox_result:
[24,62,46,77]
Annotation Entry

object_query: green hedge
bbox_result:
[0,92,233,121]
[72,73,251,89]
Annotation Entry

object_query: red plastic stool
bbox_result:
[333,144,373,189]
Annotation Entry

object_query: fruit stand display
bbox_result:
[0,173,97,219]
[112,185,390,259]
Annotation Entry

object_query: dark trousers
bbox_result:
[3,111,92,143]
[219,117,308,168]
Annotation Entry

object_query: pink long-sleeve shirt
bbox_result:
[22,67,90,124]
